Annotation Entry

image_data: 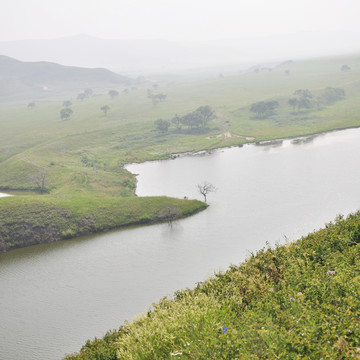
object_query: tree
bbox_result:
[171,114,182,130]
[288,98,298,111]
[84,88,93,98]
[60,107,73,120]
[197,181,216,203]
[290,89,313,111]
[147,90,167,106]
[27,102,35,109]
[100,105,110,116]
[250,100,279,118]
[158,206,182,227]
[341,64,351,72]
[195,105,216,128]
[29,170,49,193]
[62,100,72,108]
[321,87,345,105]
[155,119,170,134]
[108,90,119,99]
[77,93,86,101]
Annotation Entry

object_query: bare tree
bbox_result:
[197,181,216,202]
[29,170,49,193]
[158,206,182,227]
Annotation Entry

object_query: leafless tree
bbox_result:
[158,206,182,227]
[29,170,49,193]
[197,181,216,203]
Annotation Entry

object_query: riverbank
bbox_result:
[0,53,359,252]
[0,195,207,252]
[65,211,360,359]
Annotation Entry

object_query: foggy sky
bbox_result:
[2,0,360,42]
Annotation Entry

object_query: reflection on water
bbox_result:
[2,128,360,360]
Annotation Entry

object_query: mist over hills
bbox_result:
[0,32,359,75]
[0,55,130,100]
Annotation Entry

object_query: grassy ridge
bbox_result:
[65,212,360,359]
[0,195,206,252]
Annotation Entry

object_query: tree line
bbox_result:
[154,106,216,134]
[250,87,346,119]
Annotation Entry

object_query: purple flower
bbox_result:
[222,326,228,334]
[297,292,303,295]
[327,270,335,275]
[269,288,274,292]
[290,297,295,302]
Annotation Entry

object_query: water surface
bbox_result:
[1,128,360,359]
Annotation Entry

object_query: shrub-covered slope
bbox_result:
[65,212,360,359]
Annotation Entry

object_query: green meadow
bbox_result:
[0,53,360,251]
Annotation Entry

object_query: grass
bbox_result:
[64,211,360,359]
[0,194,206,252]
[0,53,360,251]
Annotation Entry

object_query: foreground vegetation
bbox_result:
[65,211,360,359]
[0,53,360,250]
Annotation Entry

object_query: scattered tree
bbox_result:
[289,89,313,111]
[147,90,167,106]
[171,114,182,130]
[321,87,345,105]
[108,90,119,99]
[195,105,216,128]
[155,119,171,134]
[341,64,351,72]
[288,98,298,111]
[84,88,93,98]
[174,106,216,131]
[100,105,110,116]
[60,107,73,120]
[29,170,49,193]
[250,100,279,118]
[197,181,216,203]
[27,102,35,109]
[77,93,86,101]
[62,100,72,108]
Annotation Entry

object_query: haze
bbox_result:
[1,0,360,73]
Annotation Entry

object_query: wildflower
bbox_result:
[297,292,303,295]
[327,270,335,275]
[222,326,228,334]
[290,297,295,301]
[171,351,183,356]
[269,288,274,292]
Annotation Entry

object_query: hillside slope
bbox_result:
[0,55,130,100]
[65,211,360,359]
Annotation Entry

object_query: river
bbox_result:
[1,128,360,359]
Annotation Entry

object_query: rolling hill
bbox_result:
[0,55,130,101]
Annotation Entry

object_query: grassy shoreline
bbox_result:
[65,211,360,359]
[0,195,207,252]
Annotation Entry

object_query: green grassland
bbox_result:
[0,53,360,250]
[65,211,360,359]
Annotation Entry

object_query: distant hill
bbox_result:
[0,33,359,75]
[0,55,130,101]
